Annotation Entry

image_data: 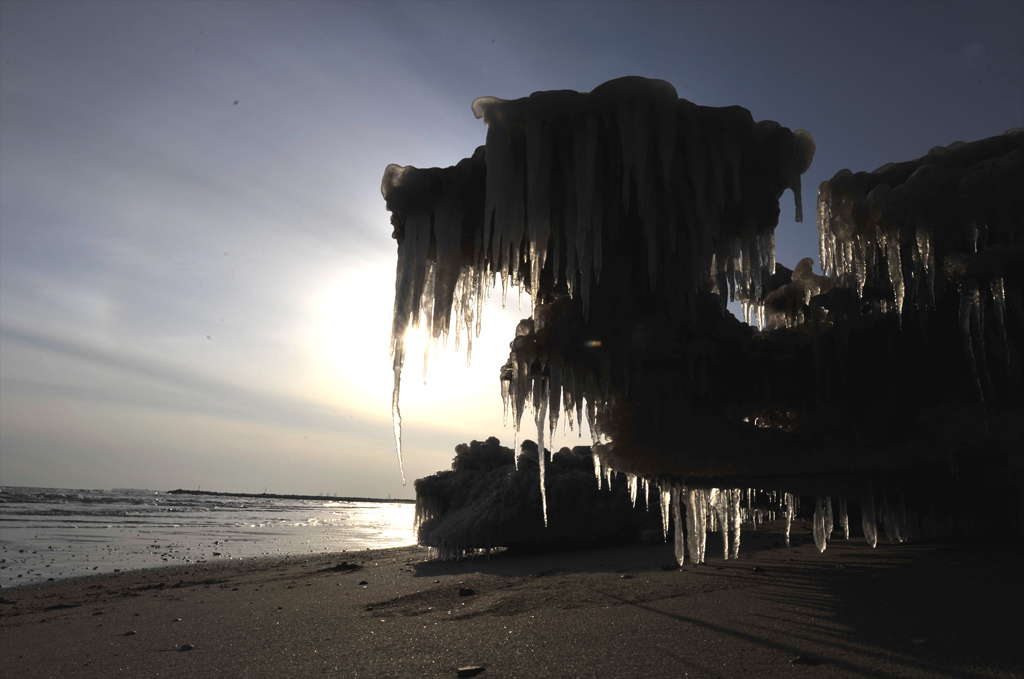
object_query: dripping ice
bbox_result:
[379,81,1016,560]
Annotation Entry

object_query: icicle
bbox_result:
[729,489,742,559]
[547,356,563,446]
[592,451,602,489]
[917,226,935,304]
[711,489,729,560]
[524,107,553,308]
[660,482,671,541]
[817,183,833,276]
[883,492,909,544]
[474,268,486,343]
[959,284,985,403]
[812,497,829,553]
[853,236,867,298]
[671,485,685,566]
[387,204,433,486]
[784,492,794,547]
[536,393,549,528]
[884,229,905,319]
[391,350,406,486]
[685,488,706,564]
[991,276,1009,367]
[561,384,575,436]
[824,495,834,539]
[501,376,510,429]
[839,498,849,539]
[698,489,707,563]
[628,474,638,508]
[421,333,431,386]
[861,495,878,548]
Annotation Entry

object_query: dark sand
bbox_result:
[1,520,1021,678]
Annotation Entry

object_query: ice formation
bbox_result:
[383,78,1023,561]
[812,497,832,553]
[414,438,660,559]
[416,449,885,563]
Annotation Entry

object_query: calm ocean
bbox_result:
[0,487,416,588]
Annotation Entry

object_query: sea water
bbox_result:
[0,487,416,588]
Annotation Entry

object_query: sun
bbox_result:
[306,263,395,417]
[305,262,525,431]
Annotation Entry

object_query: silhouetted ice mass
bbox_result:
[383,77,1022,557]
[417,450,823,563]
[413,438,661,559]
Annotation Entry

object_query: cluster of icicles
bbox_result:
[411,493,465,562]
[384,77,815,489]
[501,308,608,527]
[817,129,1021,315]
[595,468,886,563]
[470,77,813,319]
[816,128,1021,401]
[415,468,933,563]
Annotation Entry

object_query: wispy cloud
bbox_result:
[0,324,383,436]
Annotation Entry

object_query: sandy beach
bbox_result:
[1,520,1021,678]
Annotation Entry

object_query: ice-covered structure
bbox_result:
[414,437,659,560]
[382,77,1023,562]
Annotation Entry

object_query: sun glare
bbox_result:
[307,265,395,417]
[306,264,526,432]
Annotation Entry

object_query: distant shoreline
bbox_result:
[166,488,415,504]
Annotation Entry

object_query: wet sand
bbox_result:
[1,520,1021,678]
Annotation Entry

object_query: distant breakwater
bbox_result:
[166,489,414,504]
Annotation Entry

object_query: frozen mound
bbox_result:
[382,77,1023,561]
[414,438,659,560]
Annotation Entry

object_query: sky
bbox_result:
[1,0,1021,498]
